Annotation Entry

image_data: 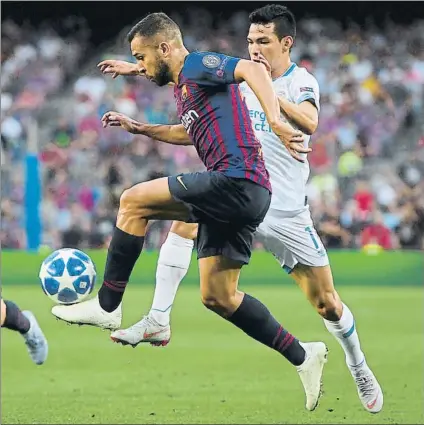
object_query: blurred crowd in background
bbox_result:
[2,10,424,251]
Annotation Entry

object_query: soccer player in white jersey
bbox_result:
[97,4,383,413]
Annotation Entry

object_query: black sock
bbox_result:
[98,227,144,312]
[3,301,31,334]
[228,294,306,366]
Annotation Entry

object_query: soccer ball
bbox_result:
[39,248,96,305]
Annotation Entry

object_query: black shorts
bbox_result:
[168,171,271,265]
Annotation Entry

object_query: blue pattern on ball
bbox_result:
[72,275,91,294]
[40,248,96,304]
[72,250,91,263]
[57,288,79,303]
[67,257,87,277]
[43,278,60,295]
[43,251,60,264]
[47,258,65,277]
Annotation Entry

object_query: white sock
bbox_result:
[149,232,193,326]
[323,303,365,367]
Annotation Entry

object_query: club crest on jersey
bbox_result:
[181,85,188,101]
[202,54,221,68]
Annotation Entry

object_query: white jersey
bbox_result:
[239,63,320,216]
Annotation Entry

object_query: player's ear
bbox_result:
[159,42,171,57]
[281,36,294,53]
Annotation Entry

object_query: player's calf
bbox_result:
[199,256,307,366]
[292,264,364,365]
[1,299,30,334]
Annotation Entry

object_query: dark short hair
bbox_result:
[127,12,181,43]
[249,4,296,41]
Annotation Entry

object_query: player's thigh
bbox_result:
[170,221,198,240]
[120,177,190,221]
[262,210,329,271]
[1,298,6,326]
[291,263,336,300]
[291,263,342,317]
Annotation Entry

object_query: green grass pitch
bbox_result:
[1,284,423,424]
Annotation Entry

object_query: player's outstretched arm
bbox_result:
[102,111,192,145]
[98,60,140,78]
[137,123,192,145]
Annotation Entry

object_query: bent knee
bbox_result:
[120,185,144,208]
[171,222,198,240]
[119,185,150,218]
[314,291,342,321]
[201,293,235,316]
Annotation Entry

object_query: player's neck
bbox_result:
[271,56,292,80]
[172,47,190,84]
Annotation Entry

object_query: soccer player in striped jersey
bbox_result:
[95,5,383,414]
[52,12,328,411]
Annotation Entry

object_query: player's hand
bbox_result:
[272,122,311,162]
[97,60,139,78]
[252,54,271,76]
[101,111,141,134]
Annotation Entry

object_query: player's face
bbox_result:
[247,23,292,70]
[130,35,173,87]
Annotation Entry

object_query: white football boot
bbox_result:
[296,342,328,411]
[110,315,171,347]
[22,311,48,365]
[52,296,122,330]
[349,359,383,413]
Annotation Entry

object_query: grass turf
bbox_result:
[1,284,423,424]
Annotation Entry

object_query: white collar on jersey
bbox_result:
[273,63,297,82]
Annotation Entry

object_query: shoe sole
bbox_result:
[54,316,119,331]
[308,345,329,412]
[110,335,171,348]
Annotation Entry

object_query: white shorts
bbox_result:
[255,208,329,273]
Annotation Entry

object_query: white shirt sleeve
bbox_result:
[290,71,320,112]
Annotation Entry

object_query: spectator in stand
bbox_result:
[360,210,396,250]
[354,180,375,221]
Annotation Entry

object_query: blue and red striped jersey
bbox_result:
[174,51,271,192]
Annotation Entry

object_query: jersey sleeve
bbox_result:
[291,72,320,112]
[183,52,241,86]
